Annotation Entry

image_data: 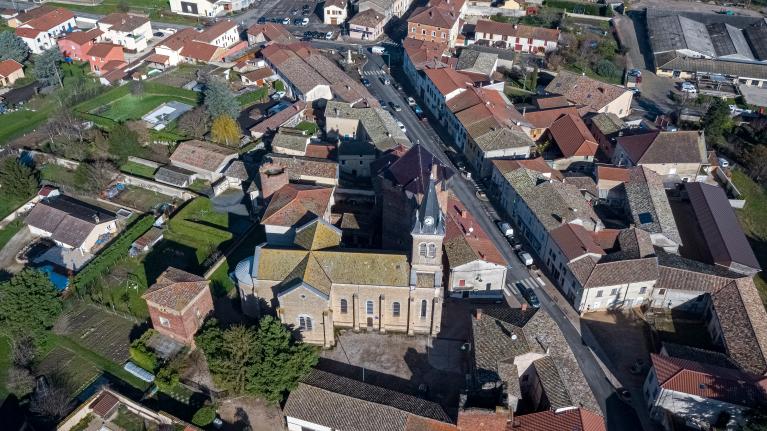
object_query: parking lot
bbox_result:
[255,0,332,34]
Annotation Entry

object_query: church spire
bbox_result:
[412,164,444,236]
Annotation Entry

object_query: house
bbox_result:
[474,20,559,54]
[684,182,760,275]
[464,125,533,177]
[407,4,463,48]
[324,0,347,25]
[595,165,631,207]
[455,49,499,83]
[623,166,681,253]
[14,6,77,54]
[348,9,387,41]
[240,66,274,86]
[97,13,153,52]
[0,60,24,87]
[85,43,126,75]
[260,43,375,104]
[168,140,239,181]
[152,26,234,66]
[545,71,633,118]
[142,267,214,346]
[57,28,103,62]
[130,226,164,256]
[587,112,626,158]
[271,129,312,156]
[246,23,295,46]
[490,157,562,197]
[250,100,306,139]
[260,182,335,244]
[284,369,454,431]
[154,165,197,188]
[511,409,607,431]
[169,0,226,17]
[470,305,602,415]
[402,37,450,91]
[236,177,445,346]
[357,0,414,24]
[643,353,767,430]
[519,106,581,141]
[260,154,339,190]
[444,195,507,298]
[57,388,199,431]
[24,194,117,254]
[544,113,598,171]
[325,100,410,153]
[153,28,197,66]
[612,130,707,182]
[195,19,240,48]
[420,67,473,123]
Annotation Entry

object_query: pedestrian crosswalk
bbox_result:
[504,277,544,297]
[362,70,386,76]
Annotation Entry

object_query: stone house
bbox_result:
[545,71,633,118]
[168,140,239,182]
[612,130,708,183]
[474,20,560,54]
[142,267,214,346]
[0,60,25,87]
[260,183,335,245]
[348,9,386,40]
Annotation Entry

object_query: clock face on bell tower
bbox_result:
[424,216,434,226]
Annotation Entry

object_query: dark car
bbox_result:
[303,3,311,9]
[257,16,267,24]
[291,8,299,15]
[293,18,302,25]
[361,78,370,87]
[516,283,541,308]
[302,8,311,15]
[153,31,164,37]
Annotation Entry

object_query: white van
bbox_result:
[517,251,533,267]
[371,46,386,55]
[495,221,514,238]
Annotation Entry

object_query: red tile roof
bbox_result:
[408,5,460,29]
[89,390,120,418]
[59,28,103,46]
[511,408,606,431]
[246,23,296,43]
[196,19,237,43]
[424,68,473,96]
[19,6,73,31]
[521,106,580,129]
[145,53,170,64]
[0,59,23,77]
[456,409,507,430]
[545,71,630,114]
[86,43,123,59]
[261,184,334,227]
[98,12,149,32]
[142,267,210,312]
[550,223,605,261]
[548,113,598,158]
[596,165,630,182]
[181,40,221,62]
[15,27,43,39]
[651,353,766,405]
[444,194,507,266]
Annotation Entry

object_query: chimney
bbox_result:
[521,302,528,311]
[461,209,467,218]
[522,106,526,116]
[475,308,483,319]
[259,162,289,199]
[429,10,433,17]
[513,24,517,29]
[92,214,100,224]
[431,163,439,180]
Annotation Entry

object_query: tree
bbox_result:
[0,269,63,342]
[35,48,64,88]
[0,31,30,63]
[74,160,116,192]
[204,78,239,119]
[108,123,142,162]
[530,67,539,91]
[0,157,38,201]
[192,405,217,427]
[745,145,767,181]
[196,320,260,395]
[12,336,36,369]
[29,373,74,421]
[247,316,318,404]
[211,115,241,147]
[595,59,619,78]
[703,98,733,144]
[7,366,35,395]
[743,404,767,431]
[130,79,144,96]
[546,53,563,71]
[178,106,211,138]
[125,120,150,145]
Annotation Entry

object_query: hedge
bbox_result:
[130,329,158,372]
[192,405,217,427]
[544,0,613,16]
[73,215,155,291]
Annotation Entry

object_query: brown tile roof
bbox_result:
[145,53,170,64]
[19,6,73,31]
[651,353,766,405]
[545,71,630,114]
[14,5,57,24]
[181,40,221,62]
[0,59,23,78]
[250,101,306,135]
[242,67,273,82]
[324,0,347,9]
[596,165,630,182]
[548,114,598,158]
[59,28,103,46]
[475,20,560,43]
[520,106,580,129]
[170,140,237,173]
[512,408,605,431]
[261,184,334,227]
[615,130,707,165]
[15,27,43,38]
[196,19,237,43]
[534,95,570,109]
[349,9,386,28]
[408,5,459,29]
[89,390,120,418]
[246,23,295,43]
[142,267,209,312]
[403,38,449,70]
[424,68,473,96]
[405,416,459,431]
[456,409,507,430]
[582,257,658,288]
[98,12,149,32]
[550,223,605,261]
[24,195,116,248]
[158,28,198,51]
[444,194,507,267]
[265,153,339,181]
[86,43,122,59]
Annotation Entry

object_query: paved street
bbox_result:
[359,49,646,431]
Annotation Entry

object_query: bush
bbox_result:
[191,405,216,427]
[73,215,154,293]
[595,59,619,78]
[273,80,285,92]
[130,329,158,371]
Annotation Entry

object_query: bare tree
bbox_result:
[12,336,35,368]
[29,374,74,421]
[7,366,35,395]
[75,160,117,192]
[125,120,150,145]
[178,107,211,139]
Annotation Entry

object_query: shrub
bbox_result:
[191,405,216,427]
[130,329,158,372]
[273,80,285,92]
[595,59,619,78]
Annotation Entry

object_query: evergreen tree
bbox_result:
[0,269,63,343]
[203,78,239,119]
[0,31,30,63]
[0,157,38,201]
[34,48,64,87]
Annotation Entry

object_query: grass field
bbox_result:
[54,302,136,364]
[76,82,199,124]
[0,220,24,253]
[40,164,80,190]
[36,345,102,397]
[48,0,200,25]
[732,170,767,304]
[112,186,176,212]
[120,161,158,178]
[165,197,233,265]
[237,86,268,108]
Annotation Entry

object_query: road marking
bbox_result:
[516,277,540,291]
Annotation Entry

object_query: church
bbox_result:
[235,171,447,347]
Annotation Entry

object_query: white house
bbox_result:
[474,20,560,54]
[195,20,240,48]
[323,0,348,25]
[14,6,77,54]
[97,13,153,52]
[169,0,226,17]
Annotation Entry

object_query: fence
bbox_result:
[464,6,526,17]
[120,174,196,201]
[127,157,163,169]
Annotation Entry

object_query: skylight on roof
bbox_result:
[638,212,654,224]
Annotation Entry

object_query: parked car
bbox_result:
[301,17,309,25]
[406,96,416,106]
[325,31,334,40]
[517,283,540,308]
[302,9,310,15]
[153,31,164,37]
[293,18,302,25]
[517,250,533,266]
[495,221,514,238]
[390,102,402,112]
[361,78,370,87]
[413,105,424,119]
[396,120,406,133]
[271,91,286,100]
[371,46,386,54]
[257,16,267,24]
[291,8,299,15]
[381,76,390,85]
[303,4,311,9]
[718,157,730,168]
[282,17,290,25]
[628,68,641,77]
[680,82,697,93]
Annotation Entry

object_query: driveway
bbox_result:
[0,225,34,274]
[218,396,286,431]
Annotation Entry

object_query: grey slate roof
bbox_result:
[272,129,310,154]
[589,112,625,136]
[744,20,767,60]
[532,356,572,410]
[474,126,534,153]
[326,101,410,151]
[624,166,681,246]
[24,195,116,248]
[661,342,739,369]
[472,306,537,386]
[155,165,195,187]
[284,369,452,431]
[655,52,767,80]
[455,49,497,77]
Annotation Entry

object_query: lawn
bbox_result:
[0,220,24,252]
[208,224,265,297]
[75,82,199,124]
[0,336,11,399]
[40,164,80,190]
[237,86,268,108]
[54,302,136,364]
[47,0,200,25]
[731,170,767,304]
[111,186,177,213]
[295,121,319,136]
[165,197,233,265]
[120,161,158,178]
[0,194,27,220]
[36,345,102,397]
